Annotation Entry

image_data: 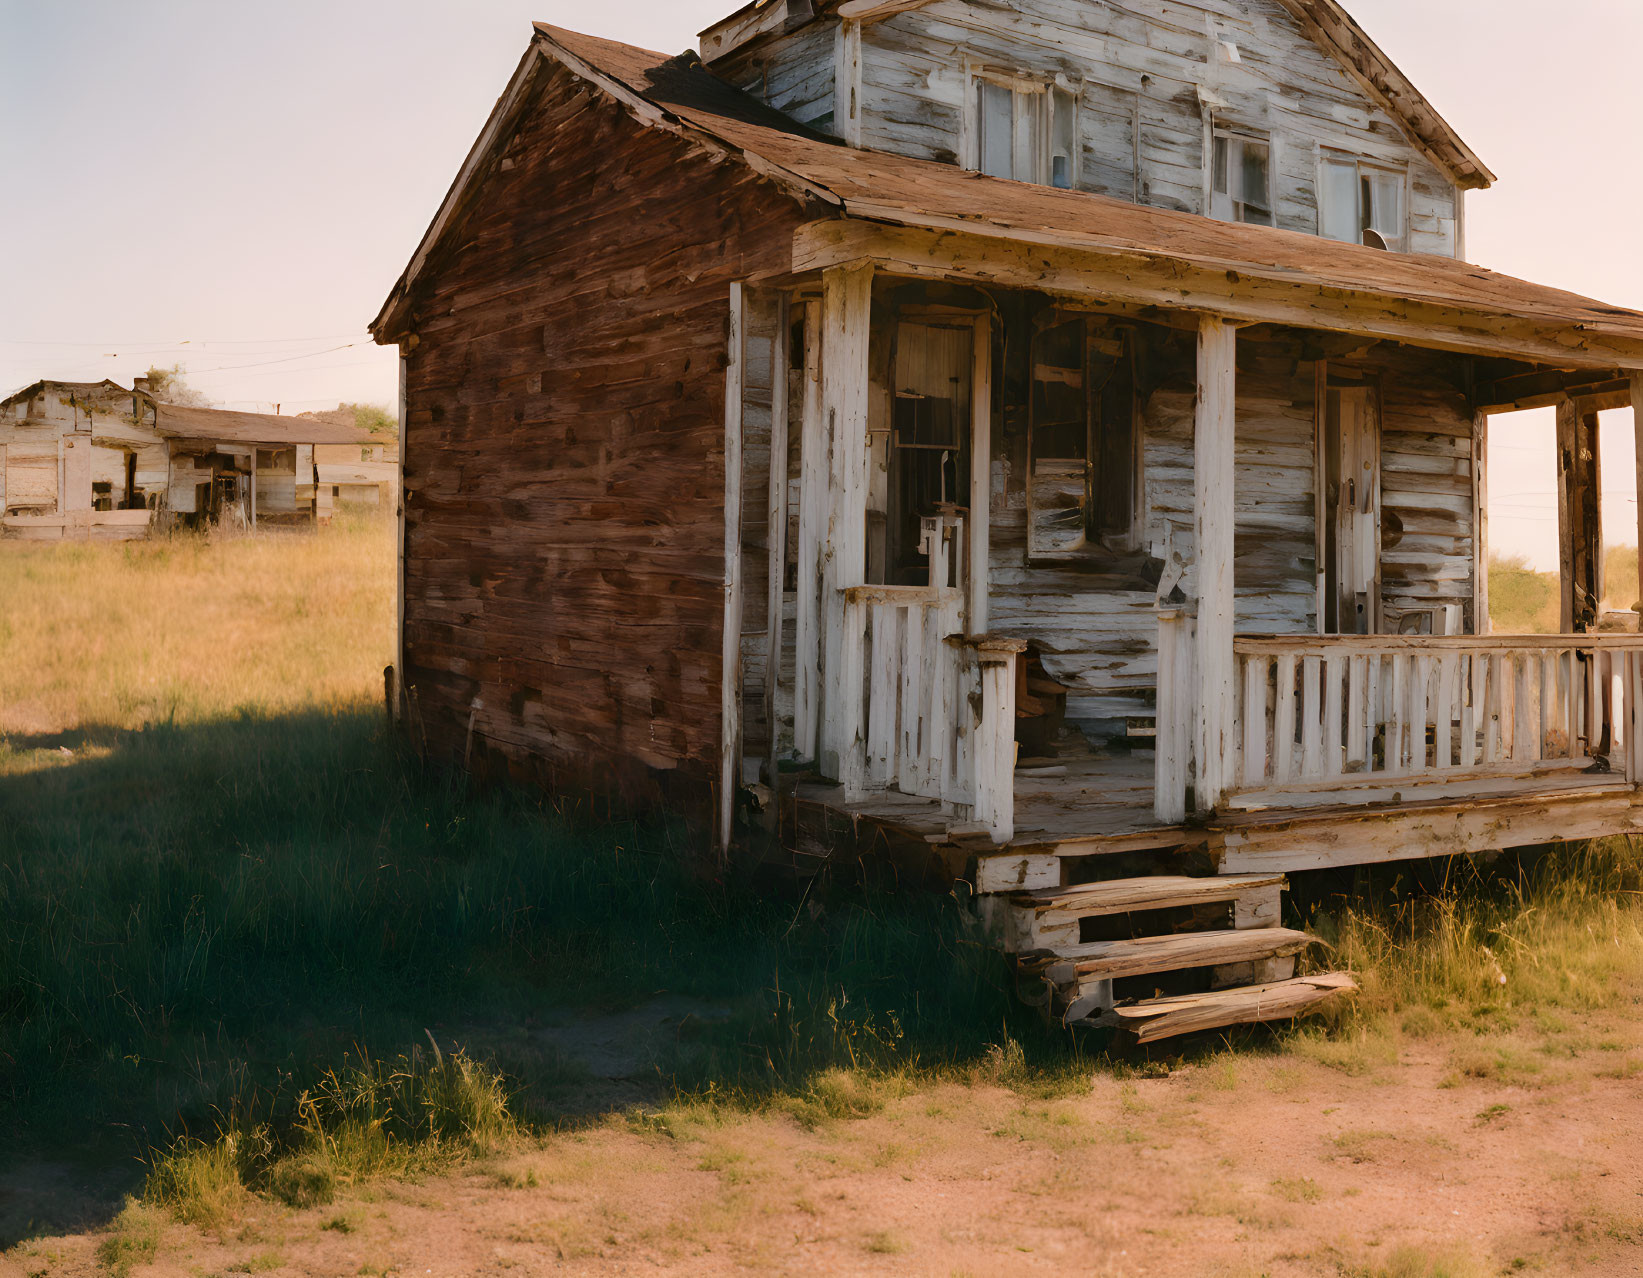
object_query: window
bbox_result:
[1321,154,1405,251]
[1210,127,1272,226]
[973,75,1078,188]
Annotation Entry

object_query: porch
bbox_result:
[721,210,1643,1034]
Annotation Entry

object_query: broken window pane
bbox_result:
[1239,139,1271,224]
[1363,171,1403,248]
[1050,87,1077,189]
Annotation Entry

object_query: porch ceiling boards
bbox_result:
[520,25,1643,372]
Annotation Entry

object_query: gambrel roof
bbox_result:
[700,0,1495,188]
[373,25,1643,374]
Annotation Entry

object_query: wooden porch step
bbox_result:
[1030,926,1316,986]
[1081,972,1358,1044]
[1002,873,1285,952]
[1012,873,1285,915]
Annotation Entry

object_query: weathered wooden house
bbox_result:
[370,2,1643,1039]
[0,379,374,538]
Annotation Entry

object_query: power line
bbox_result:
[0,332,363,347]
[182,342,366,373]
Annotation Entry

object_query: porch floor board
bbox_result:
[790,743,1643,877]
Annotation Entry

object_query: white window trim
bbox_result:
[961,60,1082,189]
[1208,120,1275,226]
[1317,147,1411,251]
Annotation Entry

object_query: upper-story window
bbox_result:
[1210,125,1273,226]
[1321,153,1407,251]
[970,71,1079,189]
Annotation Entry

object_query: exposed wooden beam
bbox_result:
[793,220,1643,373]
[1477,368,1632,414]
[836,0,937,19]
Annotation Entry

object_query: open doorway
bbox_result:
[886,317,974,585]
[1485,407,1640,633]
[1317,366,1383,635]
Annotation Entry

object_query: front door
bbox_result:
[1319,370,1382,635]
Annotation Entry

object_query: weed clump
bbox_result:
[144,1046,515,1221]
[94,1201,162,1277]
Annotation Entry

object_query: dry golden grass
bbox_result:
[0,514,394,736]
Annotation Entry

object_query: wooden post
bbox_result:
[250,447,258,530]
[968,313,992,635]
[818,264,874,794]
[763,293,792,786]
[1634,371,1643,613]
[1472,410,1489,634]
[1556,398,1576,633]
[1155,607,1191,823]
[793,300,825,762]
[973,639,1022,843]
[1557,397,1603,633]
[395,348,409,724]
[719,283,748,857]
[1195,315,1238,812]
[836,19,863,147]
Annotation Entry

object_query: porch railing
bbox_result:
[1156,625,1643,818]
[1233,635,1643,804]
[838,513,1020,841]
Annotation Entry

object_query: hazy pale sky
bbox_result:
[3,0,1638,570]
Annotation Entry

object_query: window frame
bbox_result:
[1208,122,1275,227]
[964,64,1081,190]
[1318,149,1410,251]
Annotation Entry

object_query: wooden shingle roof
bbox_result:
[372,24,1643,371]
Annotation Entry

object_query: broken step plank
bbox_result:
[1004,873,1285,952]
[1013,873,1285,915]
[1083,972,1358,1044]
[1029,926,1316,986]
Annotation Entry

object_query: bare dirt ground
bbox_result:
[8,1004,1643,1278]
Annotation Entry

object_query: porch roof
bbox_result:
[153,402,374,447]
[373,24,1643,372]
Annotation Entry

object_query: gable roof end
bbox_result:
[699,0,1494,190]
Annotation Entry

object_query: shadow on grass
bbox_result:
[0,707,1089,1242]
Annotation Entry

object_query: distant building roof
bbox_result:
[154,402,375,446]
[1,379,128,407]
[3,379,375,444]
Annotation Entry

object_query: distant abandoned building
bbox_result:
[0,379,377,539]
[372,4,1643,1041]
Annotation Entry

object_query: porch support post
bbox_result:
[1194,315,1238,812]
[968,312,992,634]
[793,300,825,761]
[1633,371,1643,613]
[1556,397,1602,633]
[1471,410,1489,634]
[763,292,792,787]
[818,263,874,794]
[719,282,749,858]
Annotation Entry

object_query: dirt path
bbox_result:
[9,1008,1643,1278]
